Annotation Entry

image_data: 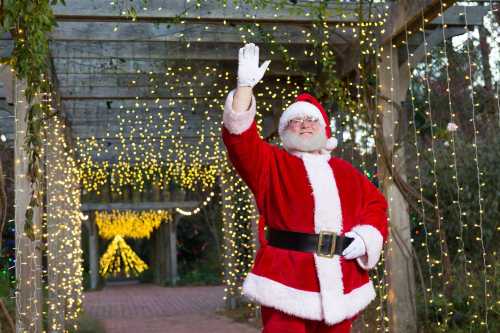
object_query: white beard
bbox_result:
[281,128,327,152]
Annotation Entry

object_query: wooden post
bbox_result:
[14,76,43,332]
[87,211,100,290]
[168,186,184,286]
[152,183,167,285]
[168,214,179,286]
[153,218,167,284]
[377,43,417,333]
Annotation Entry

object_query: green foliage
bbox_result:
[177,255,222,286]
[0,269,15,329]
[416,265,499,332]
[406,40,499,331]
[136,267,154,283]
[1,0,65,101]
[252,0,353,111]
[414,131,499,331]
[177,199,223,286]
[1,1,64,240]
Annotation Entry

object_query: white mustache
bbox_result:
[281,128,327,152]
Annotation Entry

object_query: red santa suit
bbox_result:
[221,88,388,329]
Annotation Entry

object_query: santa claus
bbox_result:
[222,43,388,333]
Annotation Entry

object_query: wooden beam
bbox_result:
[381,0,457,45]
[47,52,79,152]
[49,40,316,61]
[61,98,282,114]
[46,5,486,45]
[429,5,490,27]
[401,27,466,70]
[0,97,282,143]
[384,3,489,44]
[57,85,293,100]
[52,57,314,77]
[60,97,283,114]
[48,21,350,44]
[51,0,383,24]
[54,69,306,98]
[80,200,198,211]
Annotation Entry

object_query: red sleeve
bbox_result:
[339,160,388,270]
[356,169,389,241]
[221,89,273,202]
[222,122,272,201]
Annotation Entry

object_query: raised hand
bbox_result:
[237,43,271,88]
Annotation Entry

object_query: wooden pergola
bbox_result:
[0,0,497,332]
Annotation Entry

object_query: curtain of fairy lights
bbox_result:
[67,1,498,331]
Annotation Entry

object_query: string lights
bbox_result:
[43,105,84,331]
[96,209,172,277]
[175,190,215,216]
[7,1,497,332]
[94,1,387,324]
[461,4,490,328]
[403,21,435,324]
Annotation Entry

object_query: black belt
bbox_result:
[266,227,354,258]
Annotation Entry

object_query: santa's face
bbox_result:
[281,116,327,152]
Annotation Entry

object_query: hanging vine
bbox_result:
[1,0,66,239]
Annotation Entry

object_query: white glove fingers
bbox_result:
[343,250,354,259]
[343,232,357,256]
[237,43,268,88]
[249,44,258,66]
[342,243,355,256]
[342,231,367,260]
[260,60,271,73]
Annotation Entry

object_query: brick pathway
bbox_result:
[83,282,260,333]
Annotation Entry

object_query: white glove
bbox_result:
[237,43,271,88]
[342,231,366,260]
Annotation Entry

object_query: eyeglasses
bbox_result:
[287,116,320,127]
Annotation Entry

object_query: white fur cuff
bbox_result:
[222,88,257,134]
[242,272,323,321]
[352,224,384,270]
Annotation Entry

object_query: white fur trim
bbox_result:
[325,278,377,324]
[278,101,326,136]
[242,272,377,324]
[222,88,257,134]
[352,225,384,270]
[242,272,323,321]
[301,154,342,234]
[242,154,379,324]
[302,153,347,324]
[325,137,338,150]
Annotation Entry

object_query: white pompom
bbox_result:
[325,137,338,151]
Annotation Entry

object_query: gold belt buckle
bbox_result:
[317,230,336,258]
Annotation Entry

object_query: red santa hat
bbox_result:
[278,92,338,151]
